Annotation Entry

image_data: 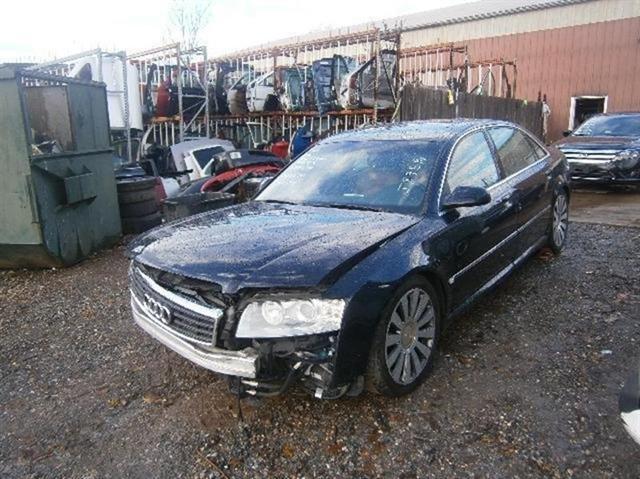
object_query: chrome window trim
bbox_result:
[486,156,548,192]
[485,125,550,182]
[438,124,550,213]
[436,125,495,212]
[448,204,550,284]
[519,125,550,155]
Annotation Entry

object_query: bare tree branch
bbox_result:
[167,0,213,51]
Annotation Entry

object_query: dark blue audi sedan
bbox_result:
[128,120,570,398]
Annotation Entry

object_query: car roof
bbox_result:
[587,112,640,118]
[320,119,516,143]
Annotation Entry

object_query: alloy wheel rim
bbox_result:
[385,288,436,385]
[552,194,568,247]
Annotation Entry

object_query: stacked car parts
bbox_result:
[312,55,357,114]
[339,50,398,110]
[218,51,396,115]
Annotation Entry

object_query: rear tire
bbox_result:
[121,212,162,234]
[119,198,159,218]
[549,190,569,254]
[117,188,156,204]
[367,277,440,397]
[116,176,156,192]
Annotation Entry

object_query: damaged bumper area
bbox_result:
[231,334,351,399]
[129,264,352,398]
[568,160,640,183]
[131,293,259,378]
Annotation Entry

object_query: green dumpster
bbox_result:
[0,67,121,268]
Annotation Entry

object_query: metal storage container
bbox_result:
[0,67,121,268]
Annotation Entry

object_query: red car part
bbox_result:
[155,81,171,117]
[270,140,289,159]
[200,164,282,192]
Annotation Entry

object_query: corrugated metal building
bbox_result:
[398,0,640,141]
[230,0,640,141]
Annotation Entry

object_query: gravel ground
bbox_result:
[1,223,639,478]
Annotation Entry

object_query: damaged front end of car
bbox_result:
[229,332,356,399]
[129,262,360,399]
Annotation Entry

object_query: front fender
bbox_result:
[325,220,446,385]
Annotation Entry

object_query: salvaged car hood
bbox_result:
[555,136,640,151]
[129,202,419,293]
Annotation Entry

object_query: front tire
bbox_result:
[368,277,440,396]
[549,190,569,254]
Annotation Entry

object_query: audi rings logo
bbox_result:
[143,294,172,325]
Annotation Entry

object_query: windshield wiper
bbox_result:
[259,199,298,205]
[308,202,386,213]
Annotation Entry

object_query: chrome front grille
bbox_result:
[130,266,224,346]
[561,149,618,163]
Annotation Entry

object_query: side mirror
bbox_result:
[441,186,491,210]
[562,129,572,137]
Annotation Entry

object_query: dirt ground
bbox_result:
[570,187,640,228]
[1,207,640,477]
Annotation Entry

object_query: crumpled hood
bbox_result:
[555,135,640,151]
[129,202,419,293]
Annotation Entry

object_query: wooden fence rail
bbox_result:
[400,85,543,139]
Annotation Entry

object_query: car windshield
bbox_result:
[573,115,640,137]
[256,140,438,214]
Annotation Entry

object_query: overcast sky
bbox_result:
[1,0,472,63]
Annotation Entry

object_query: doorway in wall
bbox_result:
[569,96,607,130]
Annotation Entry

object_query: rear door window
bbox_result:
[488,127,541,176]
[446,131,501,192]
[530,139,548,159]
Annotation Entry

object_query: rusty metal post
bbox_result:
[203,46,210,138]
[512,60,518,99]
[119,51,132,162]
[373,29,381,124]
[395,30,402,106]
[176,43,184,142]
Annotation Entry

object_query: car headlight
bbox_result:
[614,149,640,170]
[235,298,345,338]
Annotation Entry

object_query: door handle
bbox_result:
[497,194,513,206]
[497,193,521,212]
